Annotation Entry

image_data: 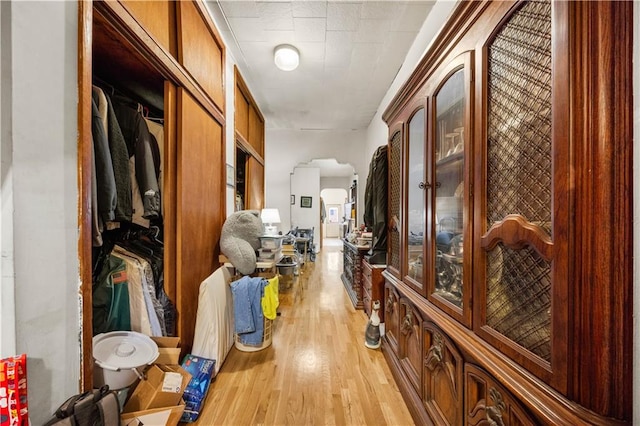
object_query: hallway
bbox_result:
[196,241,414,425]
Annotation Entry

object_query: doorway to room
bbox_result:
[321,188,348,242]
[289,158,356,252]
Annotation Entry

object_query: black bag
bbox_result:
[43,385,120,426]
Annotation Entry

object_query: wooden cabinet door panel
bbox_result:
[400,298,423,397]
[371,267,385,323]
[248,104,263,155]
[423,323,463,425]
[177,1,224,108]
[362,261,373,317]
[363,291,372,318]
[121,0,176,56]
[235,87,249,141]
[383,283,400,356]
[245,157,264,210]
[465,364,537,425]
[176,88,224,353]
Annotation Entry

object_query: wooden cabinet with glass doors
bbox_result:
[382,0,632,424]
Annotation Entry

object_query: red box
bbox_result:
[0,354,28,426]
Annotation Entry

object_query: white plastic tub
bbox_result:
[92,331,159,390]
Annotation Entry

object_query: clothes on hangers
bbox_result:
[93,86,133,223]
[112,98,161,220]
[145,118,165,217]
[91,95,117,224]
[93,254,131,335]
[91,78,174,339]
[112,246,163,336]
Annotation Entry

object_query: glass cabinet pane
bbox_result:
[406,108,425,288]
[433,69,465,307]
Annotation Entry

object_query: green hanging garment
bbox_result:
[93,254,132,334]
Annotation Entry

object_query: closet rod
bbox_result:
[92,74,164,118]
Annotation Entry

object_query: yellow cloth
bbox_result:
[261,275,279,320]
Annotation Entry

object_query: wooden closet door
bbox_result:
[177,1,224,109]
[248,104,264,155]
[245,156,264,210]
[176,88,225,353]
[235,86,250,141]
[121,0,176,56]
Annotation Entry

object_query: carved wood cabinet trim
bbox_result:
[423,323,464,425]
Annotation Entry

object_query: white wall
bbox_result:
[1,2,81,422]
[0,0,16,360]
[321,176,352,192]
[290,167,320,248]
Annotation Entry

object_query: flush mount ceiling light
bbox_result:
[274,44,299,71]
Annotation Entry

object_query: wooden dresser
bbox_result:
[361,260,385,322]
[341,240,368,309]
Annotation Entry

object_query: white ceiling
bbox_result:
[206,0,436,132]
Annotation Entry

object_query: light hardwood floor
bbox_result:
[194,241,415,425]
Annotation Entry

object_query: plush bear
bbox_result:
[220,210,263,275]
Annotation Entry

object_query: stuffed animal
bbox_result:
[220,210,263,275]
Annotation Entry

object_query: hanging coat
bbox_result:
[364,145,388,256]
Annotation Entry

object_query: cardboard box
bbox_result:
[151,336,181,365]
[121,400,185,426]
[123,364,191,413]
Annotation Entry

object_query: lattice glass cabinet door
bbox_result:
[388,130,402,278]
[480,0,554,366]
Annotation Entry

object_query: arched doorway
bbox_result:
[321,188,348,242]
[290,158,356,252]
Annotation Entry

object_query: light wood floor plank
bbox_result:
[193,242,415,425]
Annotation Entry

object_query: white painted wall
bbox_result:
[290,167,320,249]
[320,176,352,193]
[0,0,16,360]
[1,2,81,422]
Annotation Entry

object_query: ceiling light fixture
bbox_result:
[274,44,299,71]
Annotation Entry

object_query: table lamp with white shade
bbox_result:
[261,208,281,236]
